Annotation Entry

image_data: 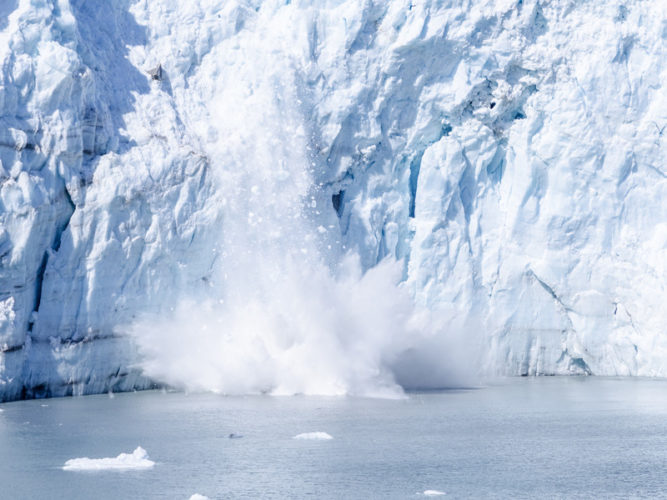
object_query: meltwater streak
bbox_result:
[129,7,477,397]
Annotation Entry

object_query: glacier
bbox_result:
[0,0,665,400]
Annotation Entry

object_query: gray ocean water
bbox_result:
[1,377,666,499]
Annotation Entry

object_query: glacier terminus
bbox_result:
[0,0,665,401]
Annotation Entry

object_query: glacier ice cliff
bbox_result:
[0,0,665,400]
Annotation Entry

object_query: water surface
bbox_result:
[1,377,666,499]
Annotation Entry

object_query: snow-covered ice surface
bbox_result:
[293,432,334,440]
[62,446,155,471]
[0,0,665,400]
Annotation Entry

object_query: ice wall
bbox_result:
[0,0,665,400]
[0,0,220,399]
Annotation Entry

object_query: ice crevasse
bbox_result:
[0,0,665,400]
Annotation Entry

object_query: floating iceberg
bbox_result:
[293,432,334,440]
[62,446,155,471]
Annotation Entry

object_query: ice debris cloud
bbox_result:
[132,254,476,397]
[0,0,665,400]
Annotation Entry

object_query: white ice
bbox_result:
[62,446,155,471]
[293,432,334,440]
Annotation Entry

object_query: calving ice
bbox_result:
[0,0,665,401]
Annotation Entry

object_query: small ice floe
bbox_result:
[421,490,446,496]
[63,446,155,471]
[293,432,333,440]
[189,495,210,500]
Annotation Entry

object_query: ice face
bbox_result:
[0,0,664,400]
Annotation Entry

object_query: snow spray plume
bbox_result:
[127,9,479,396]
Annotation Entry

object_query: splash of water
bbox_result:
[128,8,477,397]
[133,254,474,397]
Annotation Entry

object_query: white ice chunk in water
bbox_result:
[422,490,446,496]
[293,432,333,440]
[189,495,210,500]
[62,446,155,471]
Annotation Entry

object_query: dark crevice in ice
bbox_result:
[332,190,345,217]
[408,153,423,218]
[569,356,593,375]
[28,185,75,331]
[28,252,49,332]
[0,343,24,353]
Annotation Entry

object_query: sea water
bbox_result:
[1,377,666,499]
